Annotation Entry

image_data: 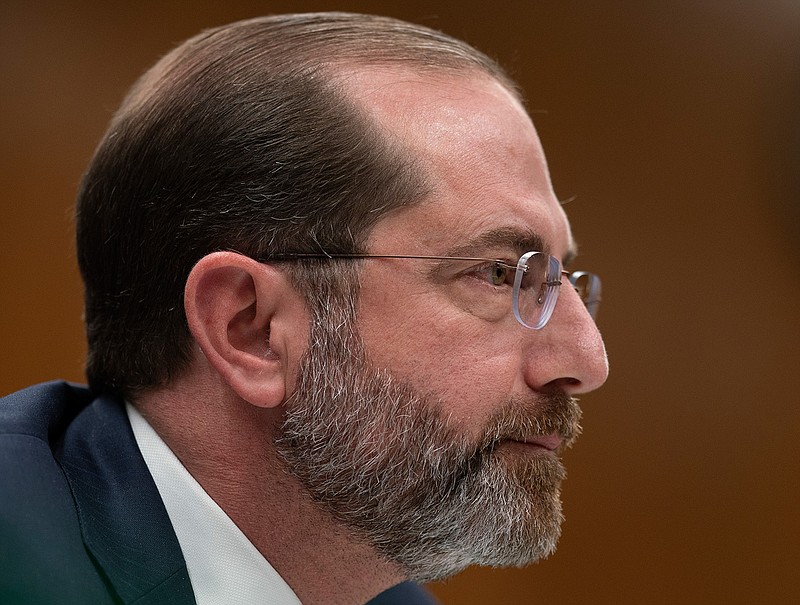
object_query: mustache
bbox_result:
[478,392,583,453]
[445,392,582,493]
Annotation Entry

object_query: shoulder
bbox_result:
[0,380,95,479]
[0,380,94,442]
[0,381,93,501]
[0,381,119,603]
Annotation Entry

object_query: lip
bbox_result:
[515,434,563,452]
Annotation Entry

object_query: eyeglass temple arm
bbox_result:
[268,253,521,270]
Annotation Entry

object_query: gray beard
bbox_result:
[276,303,582,582]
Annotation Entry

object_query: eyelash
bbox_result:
[468,261,516,288]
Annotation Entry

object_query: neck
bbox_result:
[135,380,404,605]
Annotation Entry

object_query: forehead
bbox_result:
[343,67,574,260]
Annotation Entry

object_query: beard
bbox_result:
[275,299,582,583]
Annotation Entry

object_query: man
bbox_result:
[0,12,607,605]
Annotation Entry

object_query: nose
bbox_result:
[521,282,609,395]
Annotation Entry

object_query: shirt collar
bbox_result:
[127,404,303,605]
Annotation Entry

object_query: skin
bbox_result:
[136,67,608,605]
[351,68,608,442]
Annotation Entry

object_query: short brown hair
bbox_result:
[76,12,517,397]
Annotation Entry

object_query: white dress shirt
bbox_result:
[127,404,302,605]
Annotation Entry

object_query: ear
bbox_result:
[184,251,308,408]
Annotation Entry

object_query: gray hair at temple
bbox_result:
[75,12,519,398]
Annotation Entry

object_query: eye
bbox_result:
[472,261,514,287]
[490,263,508,286]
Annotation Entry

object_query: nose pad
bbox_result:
[536,283,546,305]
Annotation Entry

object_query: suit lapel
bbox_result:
[58,393,196,605]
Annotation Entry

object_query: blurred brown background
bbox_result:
[2,1,798,603]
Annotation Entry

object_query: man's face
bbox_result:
[277,70,608,580]
[278,300,582,581]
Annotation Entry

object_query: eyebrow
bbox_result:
[443,227,544,257]
[443,226,577,265]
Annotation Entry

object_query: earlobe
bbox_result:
[184,251,306,408]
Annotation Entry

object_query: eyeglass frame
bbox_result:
[264,252,601,330]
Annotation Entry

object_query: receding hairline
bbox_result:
[152,12,520,95]
[119,12,523,148]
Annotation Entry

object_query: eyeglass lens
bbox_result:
[569,271,601,320]
[513,252,601,329]
[513,251,561,329]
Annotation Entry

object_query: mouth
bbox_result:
[504,433,563,453]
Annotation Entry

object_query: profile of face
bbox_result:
[276,70,608,582]
[278,299,582,582]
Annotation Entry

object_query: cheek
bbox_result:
[358,280,523,427]
[424,332,522,426]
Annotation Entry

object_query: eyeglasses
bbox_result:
[268,252,601,330]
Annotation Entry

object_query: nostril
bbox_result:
[541,377,581,394]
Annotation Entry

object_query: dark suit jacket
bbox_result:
[0,381,437,605]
